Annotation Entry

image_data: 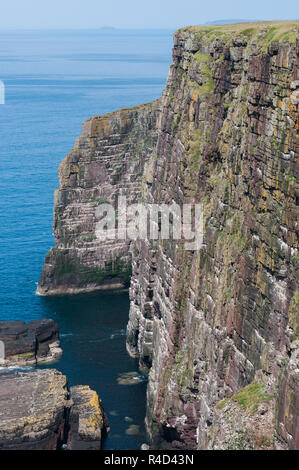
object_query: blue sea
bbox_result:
[0,29,173,449]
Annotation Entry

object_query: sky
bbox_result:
[0,0,298,30]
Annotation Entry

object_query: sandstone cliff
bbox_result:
[39,22,299,450]
[37,102,160,295]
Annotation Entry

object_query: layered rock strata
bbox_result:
[134,22,299,451]
[39,22,299,450]
[0,369,108,450]
[0,319,62,366]
[37,102,161,295]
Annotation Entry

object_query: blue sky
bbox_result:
[0,0,298,29]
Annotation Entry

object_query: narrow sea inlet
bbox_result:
[0,290,149,449]
[0,29,172,449]
[39,290,148,449]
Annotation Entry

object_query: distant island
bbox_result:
[205,19,253,25]
[99,26,116,31]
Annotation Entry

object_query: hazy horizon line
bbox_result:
[0,27,177,32]
[1,18,298,32]
[1,18,298,33]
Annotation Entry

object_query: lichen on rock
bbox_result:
[67,385,109,450]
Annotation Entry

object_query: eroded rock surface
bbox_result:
[0,369,67,450]
[0,319,62,366]
[0,370,108,450]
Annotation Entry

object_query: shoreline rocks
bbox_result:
[0,319,62,367]
[0,369,109,450]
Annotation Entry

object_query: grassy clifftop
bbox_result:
[179,21,299,44]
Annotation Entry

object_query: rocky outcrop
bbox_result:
[0,369,108,450]
[37,102,161,295]
[67,385,109,450]
[0,369,67,449]
[39,21,299,450]
[0,319,62,366]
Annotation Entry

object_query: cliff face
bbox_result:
[39,22,299,450]
[128,22,299,450]
[37,101,160,295]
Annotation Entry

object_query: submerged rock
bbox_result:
[124,416,133,422]
[141,443,150,450]
[0,319,62,367]
[125,424,141,435]
[117,371,145,385]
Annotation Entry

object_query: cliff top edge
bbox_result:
[83,99,161,124]
[179,20,298,43]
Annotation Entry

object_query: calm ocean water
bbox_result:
[0,29,173,449]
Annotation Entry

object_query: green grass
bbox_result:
[91,198,109,205]
[241,27,257,38]
[168,91,175,103]
[194,50,212,63]
[201,64,212,78]
[198,78,214,96]
[216,398,229,410]
[288,291,299,339]
[286,173,295,182]
[262,26,278,42]
[180,21,298,47]
[232,384,273,414]
[216,384,274,415]
[18,352,35,358]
